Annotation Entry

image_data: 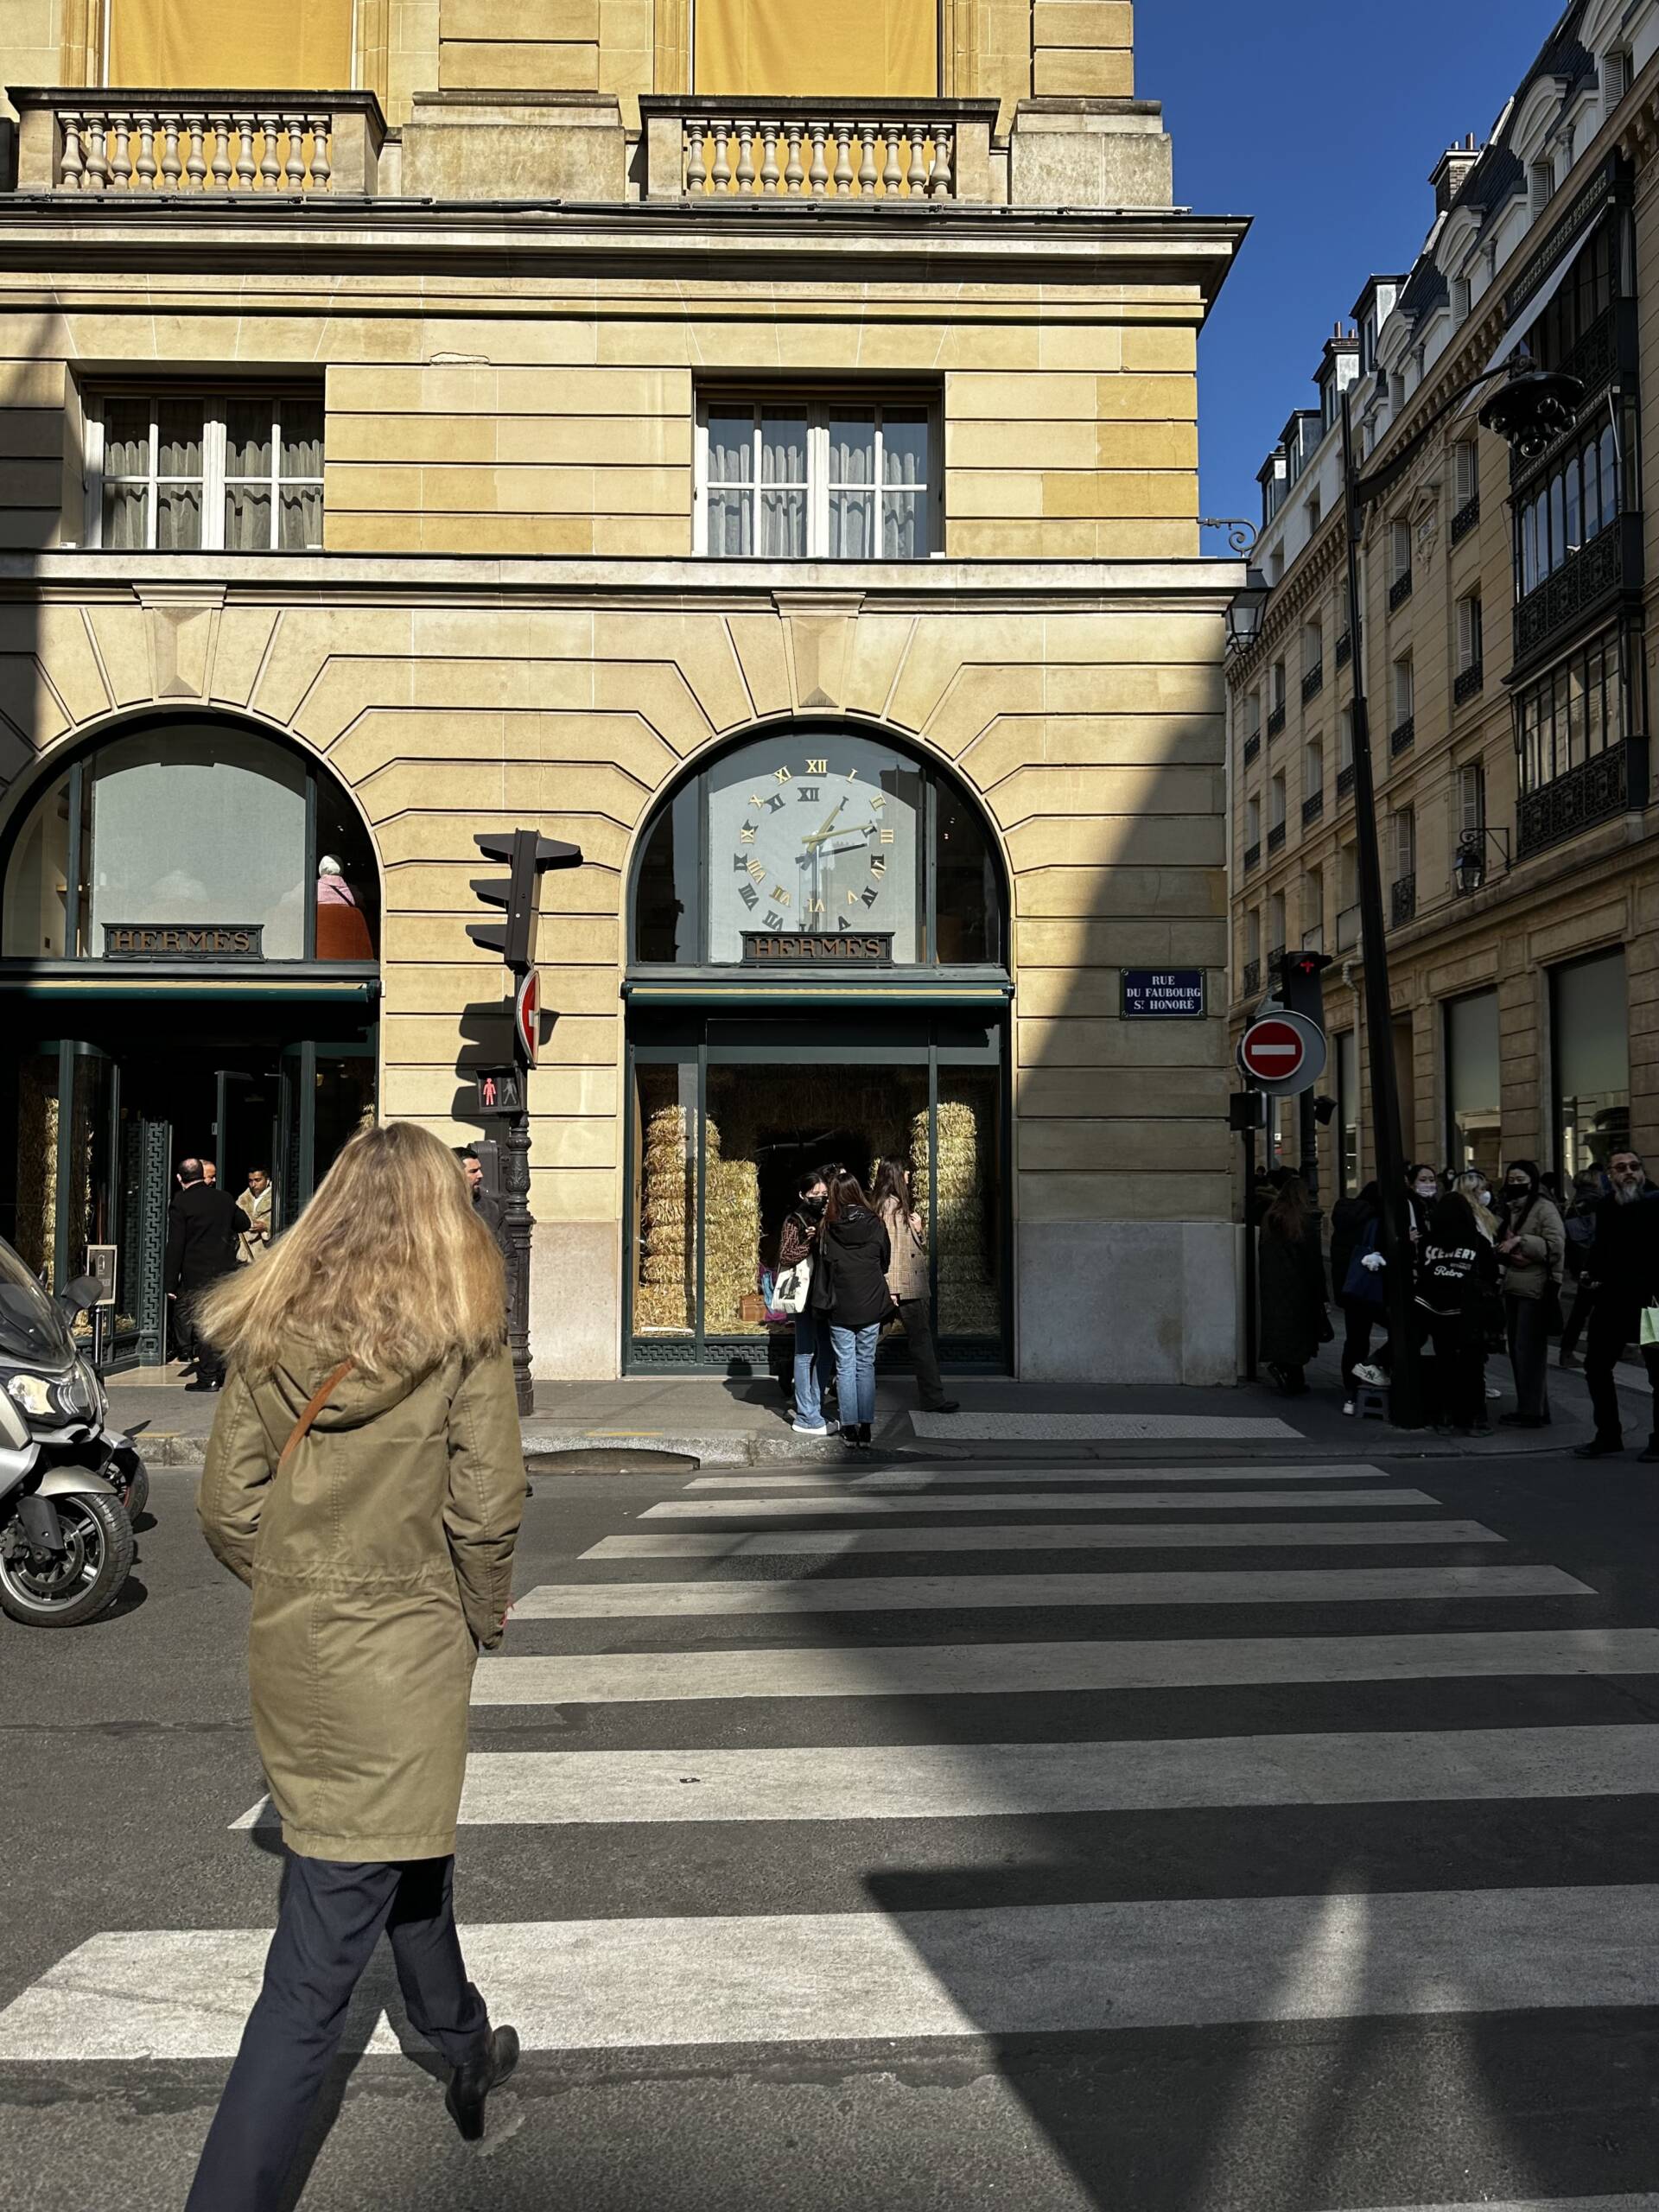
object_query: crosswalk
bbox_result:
[1,1443,1654,2206]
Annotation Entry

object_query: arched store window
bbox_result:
[2,716,378,966]
[630,723,1007,969]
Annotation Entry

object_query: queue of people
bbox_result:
[1257,1146,1659,1451]
[776,1158,957,1447]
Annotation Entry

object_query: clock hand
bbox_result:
[802,797,848,849]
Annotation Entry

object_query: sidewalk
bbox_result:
[102,1342,1657,1469]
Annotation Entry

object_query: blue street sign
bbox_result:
[1121,969,1206,1018]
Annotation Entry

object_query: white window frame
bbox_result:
[1394,806,1416,878]
[1390,517,1412,581]
[694,391,938,560]
[1457,592,1484,672]
[85,388,324,553]
[1304,736,1324,796]
[1268,770,1287,832]
[1393,653,1414,721]
[1459,761,1487,836]
[1452,437,1478,505]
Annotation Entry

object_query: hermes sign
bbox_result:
[741,931,893,964]
[103,924,264,961]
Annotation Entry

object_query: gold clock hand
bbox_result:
[802,797,847,849]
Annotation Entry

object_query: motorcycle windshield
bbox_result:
[0,1240,75,1364]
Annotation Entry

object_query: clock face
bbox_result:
[707,733,921,962]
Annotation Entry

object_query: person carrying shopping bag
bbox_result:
[186,1120,526,2211]
[817,1167,893,1453]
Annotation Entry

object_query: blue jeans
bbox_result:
[793,1312,834,1425]
[830,1321,879,1427]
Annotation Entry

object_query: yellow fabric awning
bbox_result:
[694,0,938,98]
[106,0,353,90]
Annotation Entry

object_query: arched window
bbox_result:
[631,725,1006,969]
[2,716,378,965]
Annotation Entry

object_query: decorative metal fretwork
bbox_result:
[1302,791,1325,825]
[122,1116,171,1366]
[1336,762,1355,798]
[1243,839,1262,872]
[1242,959,1261,997]
[1301,661,1324,702]
[1268,820,1287,853]
[1242,733,1261,766]
[1390,874,1417,926]
[1450,493,1481,544]
[1512,523,1633,665]
[1517,738,1642,858]
[1267,702,1287,738]
[1389,569,1414,612]
[1453,660,1484,704]
[1389,715,1414,757]
[1335,631,1352,667]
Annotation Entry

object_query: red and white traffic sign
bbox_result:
[513,966,542,1068]
[1236,1008,1327,1098]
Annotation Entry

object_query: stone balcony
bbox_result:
[642,97,999,205]
[10,87,385,195]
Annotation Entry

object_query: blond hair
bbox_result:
[199,1121,505,1380]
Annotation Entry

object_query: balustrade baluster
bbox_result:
[283,112,306,189]
[233,114,257,191]
[783,119,804,194]
[210,113,232,190]
[856,121,878,196]
[258,112,281,190]
[135,111,156,189]
[929,121,953,199]
[807,119,830,194]
[160,112,181,189]
[85,111,110,190]
[759,118,779,194]
[906,119,927,197]
[735,118,756,194]
[684,123,706,194]
[59,111,85,190]
[110,111,132,189]
[710,119,732,194]
[832,120,854,195]
[881,122,902,195]
[307,115,331,190]
[185,115,207,189]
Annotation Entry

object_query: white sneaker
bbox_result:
[1486,1384,1503,1399]
[1342,1398,1357,1417]
[1352,1363,1388,1388]
[791,1420,829,1437]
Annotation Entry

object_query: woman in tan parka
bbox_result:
[186,1120,526,2212]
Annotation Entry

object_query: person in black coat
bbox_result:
[165,1158,250,1390]
[1256,1173,1328,1395]
[1414,1191,1501,1434]
[814,1169,892,1452]
[1574,1146,1659,1460]
[1329,1180,1384,1411]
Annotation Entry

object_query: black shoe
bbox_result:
[1640,1439,1659,1465]
[1497,1411,1548,1428]
[923,1399,960,1414]
[1574,1435,1624,1459]
[184,1376,219,1392]
[446,2024,519,2143]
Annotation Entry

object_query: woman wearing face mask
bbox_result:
[779,1170,836,1436]
[1494,1158,1567,1427]
[1407,1166,1443,1243]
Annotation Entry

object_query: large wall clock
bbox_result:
[706,733,921,962]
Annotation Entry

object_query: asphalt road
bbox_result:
[6,1446,1659,2212]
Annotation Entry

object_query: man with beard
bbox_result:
[1574,1147,1659,1461]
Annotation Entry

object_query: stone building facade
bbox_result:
[0,0,1246,1383]
[1229,0,1659,1204]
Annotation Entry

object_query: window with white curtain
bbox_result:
[697,394,934,559]
[86,391,324,553]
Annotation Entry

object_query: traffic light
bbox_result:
[1273,947,1333,1025]
[467,830,582,972]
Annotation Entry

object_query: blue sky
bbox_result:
[1134,1,1567,529]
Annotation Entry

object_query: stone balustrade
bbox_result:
[640,98,998,205]
[9,88,385,196]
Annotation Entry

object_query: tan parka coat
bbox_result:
[198,1340,524,1862]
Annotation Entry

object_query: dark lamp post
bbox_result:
[1453,826,1512,898]
[1339,349,1582,1427]
[1226,565,1270,652]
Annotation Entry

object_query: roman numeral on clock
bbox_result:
[747,858,766,882]
[739,883,760,909]
[797,785,820,803]
[805,757,827,775]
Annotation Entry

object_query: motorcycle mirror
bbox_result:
[56,1274,103,1319]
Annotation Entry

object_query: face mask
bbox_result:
[1478,1189,1491,1207]
[1414,1181,1437,1198]
[803,1194,826,1217]
[1506,1183,1529,1198]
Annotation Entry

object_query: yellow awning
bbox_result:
[106,0,353,91]
[694,0,937,98]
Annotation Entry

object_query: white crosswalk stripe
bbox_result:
[4,1445,1651,2205]
[512,1564,1589,1617]
[583,1517,1505,1558]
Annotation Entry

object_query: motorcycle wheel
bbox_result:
[119,1461,150,1522]
[0,1491,134,1628]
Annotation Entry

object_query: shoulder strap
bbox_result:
[278,1358,355,1467]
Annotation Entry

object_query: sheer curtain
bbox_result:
[760,411,808,557]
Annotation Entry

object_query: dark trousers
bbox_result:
[1427,1317,1484,1430]
[187,1851,489,2212]
[1504,1294,1551,1420]
[175,1281,226,1382]
[1560,1280,1595,1357]
[895,1295,950,1408]
[1338,1299,1377,1393]
[1584,1299,1659,1445]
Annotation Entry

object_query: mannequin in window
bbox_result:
[315,854,373,961]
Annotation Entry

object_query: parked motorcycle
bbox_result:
[0,1236,148,1627]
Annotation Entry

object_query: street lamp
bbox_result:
[1452,825,1512,898]
[1339,348,1582,1427]
[1226,564,1270,652]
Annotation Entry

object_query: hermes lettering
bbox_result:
[741,931,893,964]
[103,924,264,961]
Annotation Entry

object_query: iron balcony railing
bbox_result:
[1301,790,1325,824]
[1389,715,1414,757]
[1453,659,1484,705]
[1450,492,1481,543]
[1389,569,1414,611]
[1267,702,1287,738]
[1390,873,1417,926]
[1243,839,1262,872]
[1268,820,1287,853]
[1241,958,1261,997]
[1336,761,1355,798]
[1301,660,1324,702]
[1242,732,1261,766]
[1517,735,1648,859]
[1335,630,1352,667]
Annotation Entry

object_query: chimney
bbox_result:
[1431,133,1482,215]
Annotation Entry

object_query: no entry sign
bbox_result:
[1236,1009,1327,1097]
